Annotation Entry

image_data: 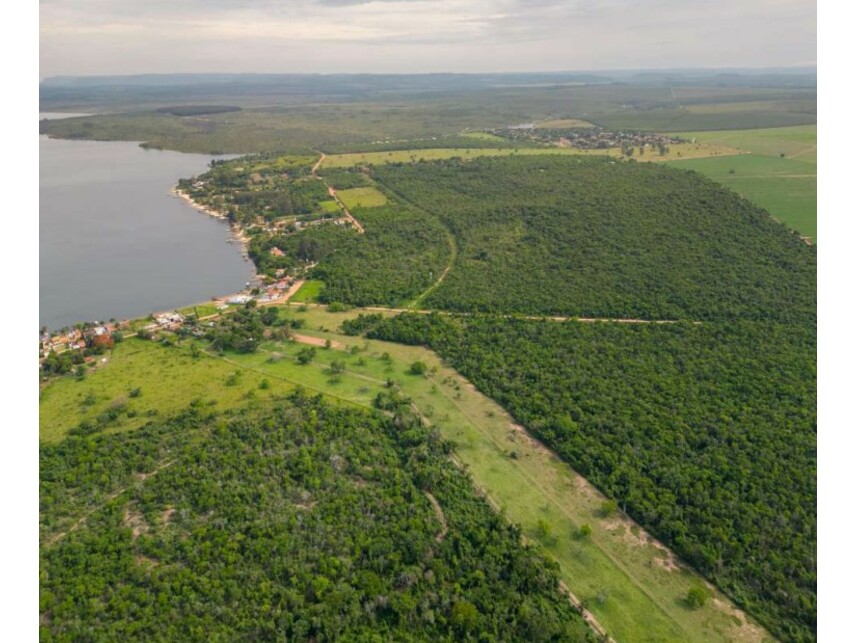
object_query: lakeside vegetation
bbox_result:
[361,312,816,641]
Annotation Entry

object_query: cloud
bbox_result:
[40,0,816,75]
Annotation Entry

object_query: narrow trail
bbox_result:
[423,492,448,543]
[44,460,176,548]
[369,177,459,309]
[312,150,365,234]
[326,185,365,234]
[291,301,699,325]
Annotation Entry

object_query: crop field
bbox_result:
[321,142,738,169]
[460,131,508,141]
[667,126,816,240]
[38,339,292,443]
[535,118,596,128]
[335,186,388,209]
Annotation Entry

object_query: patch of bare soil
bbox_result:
[292,334,343,349]
[712,597,768,642]
[124,505,149,540]
[135,554,159,569]
[161,506,176,525]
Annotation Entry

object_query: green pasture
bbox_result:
[674,125,816,164]
[290,279,325,303]
[321,143,736,169]
[668,152,816,240]
[461,131,508,141]
[38,339,291,443]
[335,186,388,209]
[318,199,341,214]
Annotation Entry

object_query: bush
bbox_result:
[686,585,709,609]
[408,361,428,376]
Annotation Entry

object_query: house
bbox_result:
[270,247,285,257]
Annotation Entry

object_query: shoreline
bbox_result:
[172,187,254,263]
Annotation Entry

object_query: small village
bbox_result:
[492,125,685,152]
[40,273,304,370]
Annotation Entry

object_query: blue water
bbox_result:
[40,114,252,330]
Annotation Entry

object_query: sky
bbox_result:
[40,0,816,77]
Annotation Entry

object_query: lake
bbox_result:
[40,114,253,330]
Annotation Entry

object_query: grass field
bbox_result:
[321,143,739,169]
[675,125,816,162]
[290,279,324,303]
[176,302,222,318]
[668,126,816,240]
[535,118,596,128]
[216,304,770,642]
[318,199,341,214]
[38,339,291,443]
[461,131,508,141]
[335,186,388,209]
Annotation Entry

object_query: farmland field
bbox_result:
[320,142,737,169]
[669,126,816,240]
[318,199,340,213]
[335,186,388,209]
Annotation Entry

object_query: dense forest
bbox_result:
[184,154,815,321]
[371,157,816,321]
[357,313,816,641]
[40,391,594,641]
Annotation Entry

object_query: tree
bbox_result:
[408,361,428,376]
[451,600,479,633]
[599,499,618,517]
[686,585,709,609]
[297,347,316,364]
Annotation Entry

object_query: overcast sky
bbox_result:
[39,0,816,77]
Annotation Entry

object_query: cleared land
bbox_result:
[290,279,325,303]
[318,199,341,213]
[335,186,388,209]
[535,118,597,128]
[38,339,291,443]
[321,143,739,169]
[668,126,816,240]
